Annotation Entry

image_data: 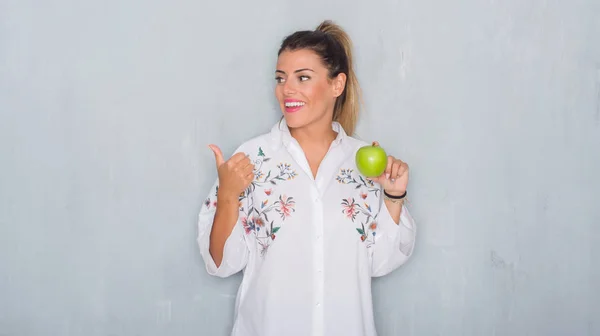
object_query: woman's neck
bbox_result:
[289,120,337,150]
[289,119,338,178]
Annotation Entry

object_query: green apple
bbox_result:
[355,144,388,177]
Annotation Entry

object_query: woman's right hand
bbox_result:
[208,144,255,201]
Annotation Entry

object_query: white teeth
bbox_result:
[285,102,305,107]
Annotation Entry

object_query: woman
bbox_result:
[197,20,416,336]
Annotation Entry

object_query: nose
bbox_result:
[283,80,296,96]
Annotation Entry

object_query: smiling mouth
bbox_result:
[284,101,305,108]
[284,101,305,113]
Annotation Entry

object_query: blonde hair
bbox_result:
[278,20,362,136]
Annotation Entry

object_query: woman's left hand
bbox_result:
[368,141,409,196]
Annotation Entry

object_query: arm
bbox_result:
[365,145,416,276]
[370,195,416,277]
[209,190,243,267]
[197,179,249,277]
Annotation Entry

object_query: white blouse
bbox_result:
[197,120,417,336]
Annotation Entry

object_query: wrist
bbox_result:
[217,189,241,203]
[383,189,407,203]
[383,189,407,197]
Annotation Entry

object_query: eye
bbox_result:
[275,76,285,84]
[299,75,310,82]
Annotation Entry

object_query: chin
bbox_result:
[282,115,304,129]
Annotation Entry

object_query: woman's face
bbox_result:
[275,49,345,131]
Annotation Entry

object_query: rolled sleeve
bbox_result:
[370,199,416,277]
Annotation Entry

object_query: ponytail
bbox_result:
[315,20,361,136]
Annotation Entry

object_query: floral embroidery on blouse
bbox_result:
[237,147,298,257]
[252,153,297,187]
[341,198,378,246]
[203,147,298,257]
[337,168,381,246]
[335,168,380,197]
[204,185,220,209]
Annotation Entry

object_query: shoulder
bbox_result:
[344,135,371,152]
[231,133,271,156]
[231,123,280,156]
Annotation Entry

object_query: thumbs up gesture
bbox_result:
[208,144,255,201]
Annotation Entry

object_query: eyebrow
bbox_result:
[275,68,315,74]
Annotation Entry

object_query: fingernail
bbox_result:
[385,173,390,179]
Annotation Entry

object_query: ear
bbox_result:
[331,73,347,98]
